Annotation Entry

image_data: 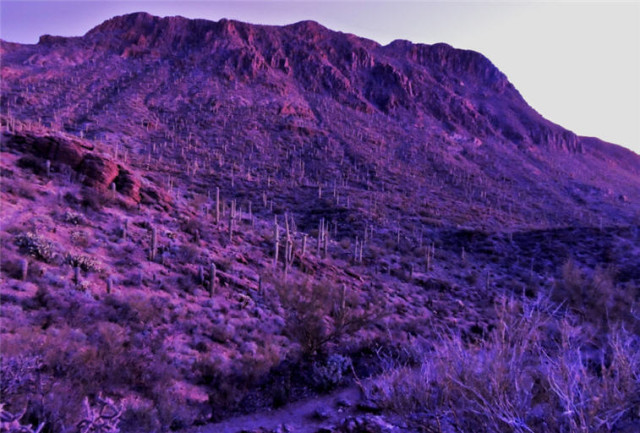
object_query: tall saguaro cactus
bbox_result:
[209,263,217,297]
[215,187,220,225]
[20,259,28,281]
[149,226,157,261]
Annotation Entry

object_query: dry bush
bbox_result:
[63,210,85,225]
[2,177,39,200]
[544,323,640,433]
[15,232,60,264]
[80,188,110,212]
[66,253,102,273]
[311,354,352,391]
[554,259,637,329]
[76,394,122,433]
[276,278,386,356]
[70,230,91,248]
[0,355,43,409]
[1,293,177,432]
[366,295,640,433]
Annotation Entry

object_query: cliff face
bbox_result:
[73,13,576,152]
[1,12,638,228]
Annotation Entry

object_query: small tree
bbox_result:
[276,279,386,356]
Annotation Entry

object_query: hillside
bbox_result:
[1,12,639,433]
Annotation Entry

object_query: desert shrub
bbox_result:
[66,253,102,273]
[554,259,636,328]
[70,230,90,248]
[180,217,203,237]
[0,355,43,403]
[4,178,39,200]
[63,209,85,225]
[122,293,167,325]
[365,295,640,433]
[0,403,45,433]
[276,279,386,356]
[339,238,352,250]
[81,188,109,212]
[15,232,59,263]
[119,402,161,433]
[311,354,352,390]
[76,394,123,433]
[175,244,201,264]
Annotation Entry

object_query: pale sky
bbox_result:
[1,1,638,154]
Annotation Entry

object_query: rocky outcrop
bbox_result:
[2,130,141,201]
[68,12,594,153]
[113,167,141,202]
[3,132,86,167]
[78,154,119,188]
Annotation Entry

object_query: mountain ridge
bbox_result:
[14,12,594,156]
[1,12,638,231]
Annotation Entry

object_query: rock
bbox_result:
[114,166,141,201]
[3,131,137,195]
[356,399,382,414]
[338,415,394,433]
[336,398,352,408]
[311,407,331,420]
[4,132,84,167]
[78,154,119,189]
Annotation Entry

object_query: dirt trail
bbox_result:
[188,386,362,433]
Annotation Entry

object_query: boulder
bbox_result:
[78,154,119,189]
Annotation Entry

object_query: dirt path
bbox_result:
[188,386,362,433]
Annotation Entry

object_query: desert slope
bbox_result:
[1,12,639,433]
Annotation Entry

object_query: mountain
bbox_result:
[1,12,639,432]
[2,12,639,230]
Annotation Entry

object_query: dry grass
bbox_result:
[365,295,640,433]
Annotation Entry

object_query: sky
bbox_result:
[1,1,639,154]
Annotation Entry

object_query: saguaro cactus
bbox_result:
[20,258,28,281]
[215,187,220,225]
[198,265,205,285]
[323,230,329,258]
[121,219,128,240]
[106,275,113,294]
[209,263,217,296]
[149,226,157,261]
[317,218,324,256]
[228,205,233,242]
[74,266,81,285]
[284,239,295,279]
